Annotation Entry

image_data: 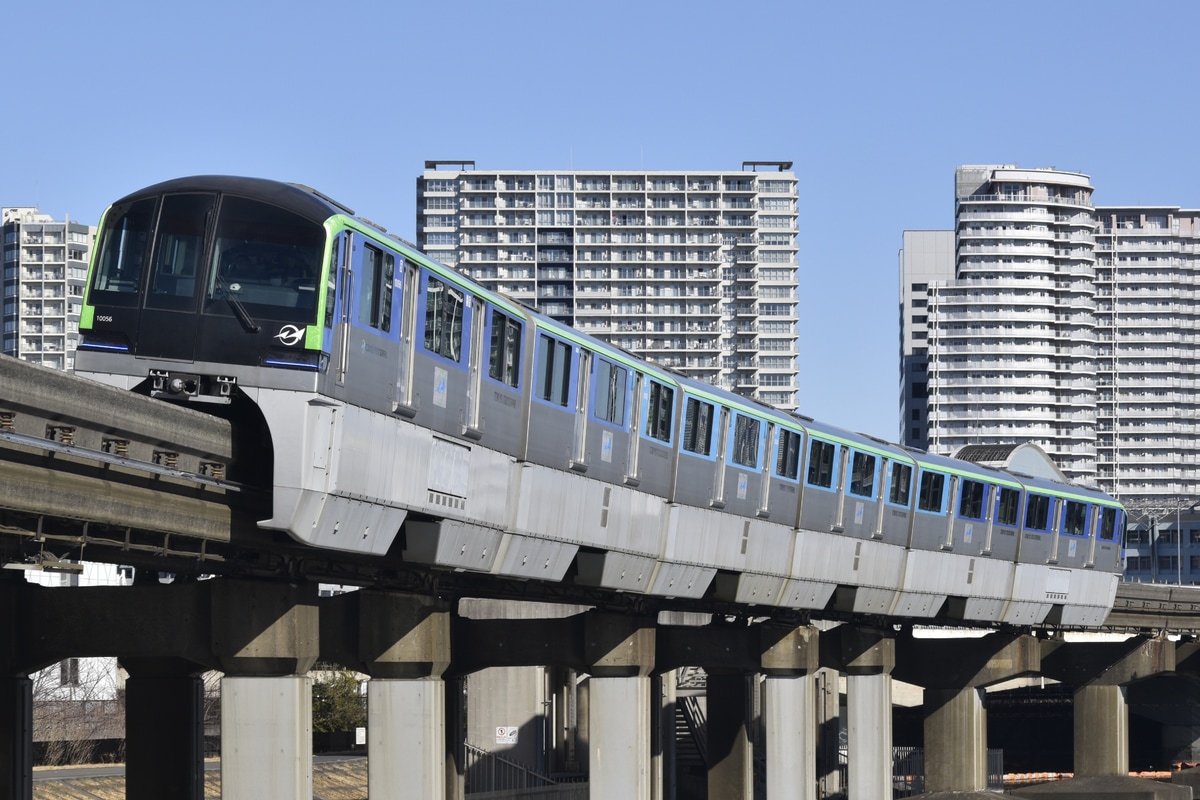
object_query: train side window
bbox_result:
[488,309,522,387]
[1062,500,1088,536]
[645,379,674,442]
[323,236,340,329]
[958,478,985,520]
[1098,507,1120,541]
[1025,494,1051,531]
[594,357,628,425]
[996,487,1021,526]
[683,397,714,455]
[424,275,464,362]
[806,439,836,488]
[731,413,760,468]
[917,470,945,512]
[849,451,876,498]
[536,333,572,406]
[358,243,393,332]
[92,197,156,299]
[775,428,801,480]
[888,463,912,505]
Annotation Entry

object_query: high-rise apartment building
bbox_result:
[416,161,800,410]
[900,165,1200,582]
[2,208,93,371]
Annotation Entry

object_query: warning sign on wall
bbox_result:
[496,726,518,744]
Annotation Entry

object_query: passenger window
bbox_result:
[849,451,876,497]
[888,463,912,505]
[917,470,945,512]
[359,243,394,331]
[594,358,628,425]
[996,487,1020,526]
[775,429,801,480]
[424,275,464,361]
[1025,494,1051,530]
[958,479,985,520]
[488,309,522,387]
[732,414,760,468]
[683,397,714,455]
[806,439,836,488]
[1063,500,1088,536]
[1098,507,1119,541]
[535,333,572,406]
[645,380,674,442]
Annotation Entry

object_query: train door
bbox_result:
[463,291,487,439]
[712,407,730,506]
[393,259,419,417]
[134,193,217,361]
[625,373,643,484]
[571,350,592,468]
[332,233,353,387]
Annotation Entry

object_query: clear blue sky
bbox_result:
[7,0,1200,441]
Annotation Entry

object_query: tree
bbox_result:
[311,670,366,733]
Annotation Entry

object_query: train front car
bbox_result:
[75,176,407,556]
[76,176,330,391]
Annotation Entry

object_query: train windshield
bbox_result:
[89,192,324,326]
[204,195,324,325]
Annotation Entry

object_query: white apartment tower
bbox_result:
[2,208,93,371]
[901,165,1200,510]
[901,166,1100,482]
[416,161,800,410]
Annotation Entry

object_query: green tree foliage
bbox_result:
[312,670,366,733]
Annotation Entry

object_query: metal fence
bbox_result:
[464,742,587,798]
[836,746,1004,797]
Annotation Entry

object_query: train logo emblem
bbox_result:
[274,324,305,346]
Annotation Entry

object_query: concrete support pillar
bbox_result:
[368,679,446,798]
[924,686,986,790]
[893,632,1040,795]
[590,675,652,799]
[760,624,820,800]
[655,671,676,800]
[221,675,312,798]
[445,676,466,800]
[814,667,843,799]
[585,612,655,800]
[0,676,31,800]
[319,590,452,800]
[707,672,752,800]
[846,671,892,800]
[764,674,816,800]
[212,580,319,800]
[820,626,894,800]
[1074,683,1128,777]
[124,660,205,800]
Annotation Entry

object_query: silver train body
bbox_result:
[75,176,1125,627]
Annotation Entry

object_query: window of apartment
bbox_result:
[1127,555,1151,571]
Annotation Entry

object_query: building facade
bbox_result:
[900,165,1200,583]
[1,208,93,371]
[416,161,800,410]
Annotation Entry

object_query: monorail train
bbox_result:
[74,176,1125,626]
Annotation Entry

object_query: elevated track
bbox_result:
[3,354,1200,631]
